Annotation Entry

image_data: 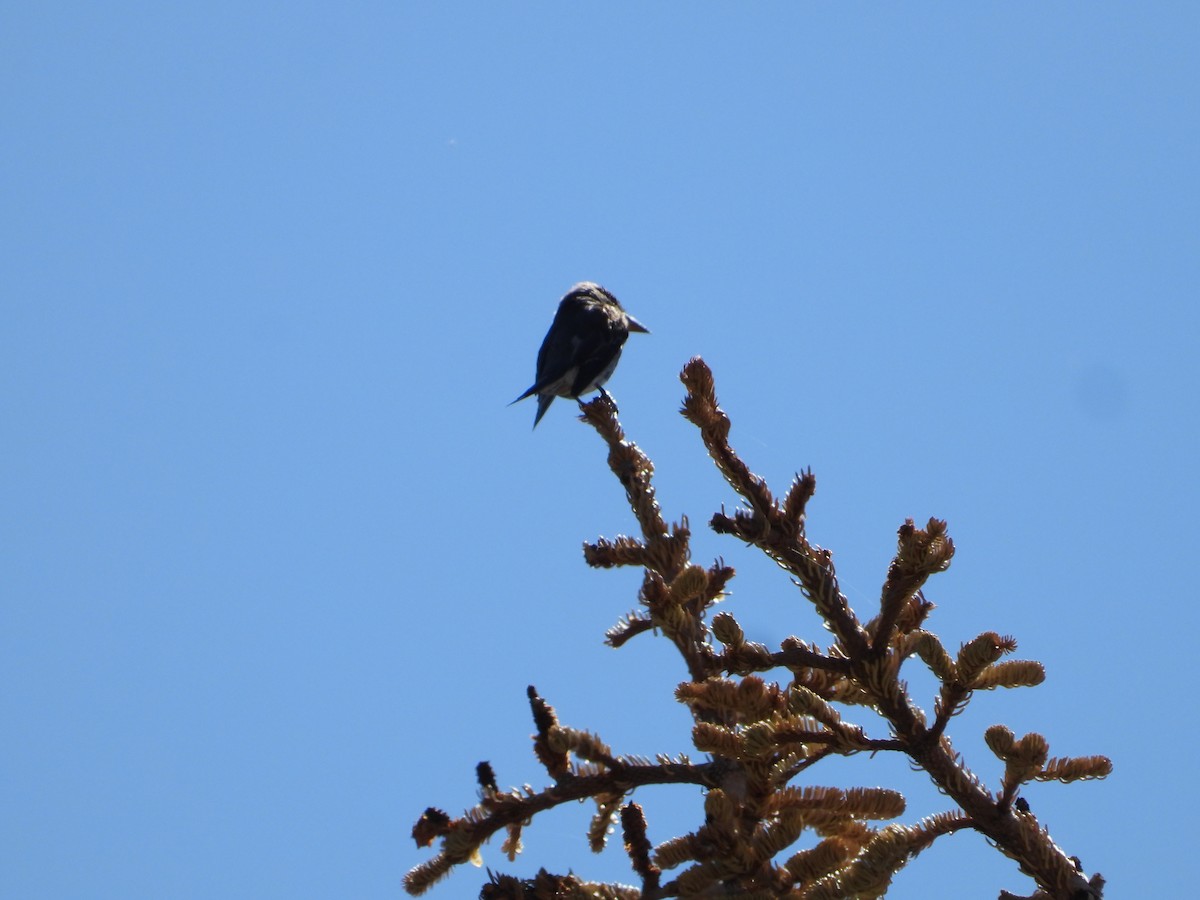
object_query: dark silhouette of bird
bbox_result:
[511,282,649,428]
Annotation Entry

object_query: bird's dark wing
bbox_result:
[508,315,585,403]
[509,305,583,403]
[520,301,616,396]
[557,304,625,397]
[532,305,585,388]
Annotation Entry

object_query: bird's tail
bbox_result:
[532,394,554,428]
[509,385,536,406]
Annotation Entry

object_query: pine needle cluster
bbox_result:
[405,358,1109,899]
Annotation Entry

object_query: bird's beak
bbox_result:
[627,316,650,334]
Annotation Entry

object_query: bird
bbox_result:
[511,282,649,428]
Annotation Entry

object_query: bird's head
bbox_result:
[564,282,650,334]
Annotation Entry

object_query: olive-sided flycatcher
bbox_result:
[511,282,649,428]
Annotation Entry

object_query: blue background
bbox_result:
[3,5,1196,898]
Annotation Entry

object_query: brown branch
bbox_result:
[579,393,717,684]
[409,356,1107,899]
[927,681,971,746]
[621,803,661,894]
[872,519,954,657]
[772,644,852,675]
[527,685,570,780]
[682,357,870,659]
[678,358,777,521]
[678,357,1104,899]
[578,394,682,578]
[404,761,719,895]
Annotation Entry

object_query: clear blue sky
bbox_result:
[3,5,1196,898]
